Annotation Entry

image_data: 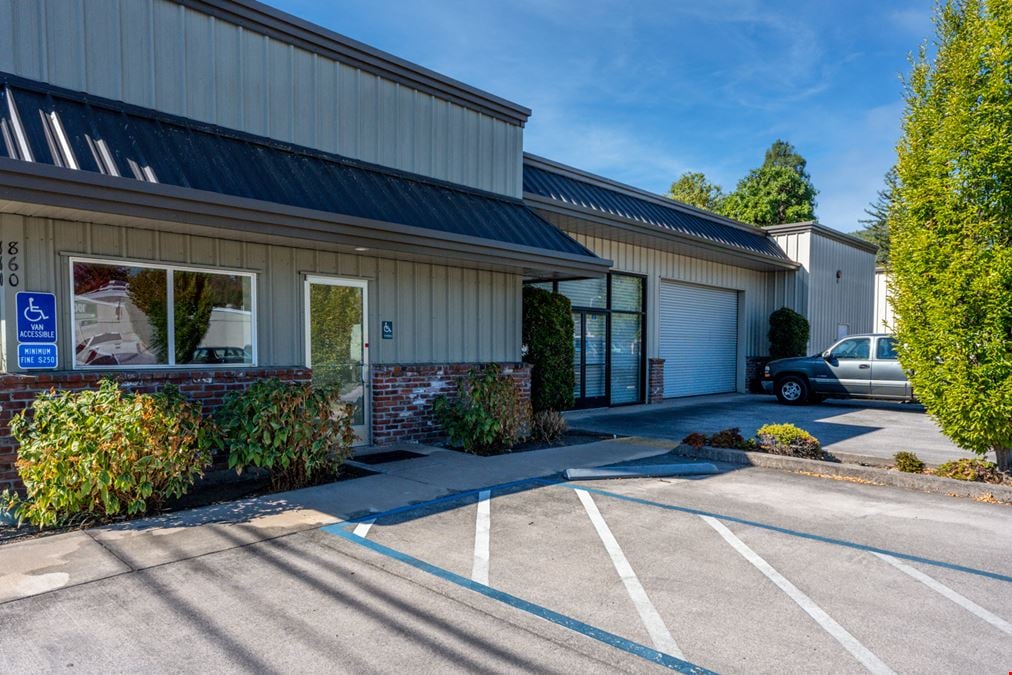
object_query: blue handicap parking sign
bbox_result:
[18,343,58,369]
[16,292,57,343]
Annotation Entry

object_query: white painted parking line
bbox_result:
[352,519,375,538]
[576,489,685,660]
[472,490,491,585]
[873,552,1012,636]
[700,515,895,675]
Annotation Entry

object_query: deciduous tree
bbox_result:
[667,172,724,212]
[891,0,1012,471]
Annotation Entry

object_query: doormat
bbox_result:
[353,450,428,465]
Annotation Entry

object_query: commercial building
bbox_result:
[0,0,875,489]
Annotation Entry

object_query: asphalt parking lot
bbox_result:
[2,453,1009,673]
[566,394,977,466]
[334,472,1011,673]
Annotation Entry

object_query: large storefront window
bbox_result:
[533,273,646,407]
[72,259,255,368]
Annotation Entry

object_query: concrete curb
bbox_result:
[563,463,720,481]
[670,444,1012,503]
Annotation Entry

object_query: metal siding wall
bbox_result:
[563,228,798,362]
[807,232,876,351]
[0,0,523,197]
[0,214,520,371]
[874,270,894,332]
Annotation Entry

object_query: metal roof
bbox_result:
[523,156,793,262]
[0,73,593,260]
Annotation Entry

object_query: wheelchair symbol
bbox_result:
[23,297,50,323]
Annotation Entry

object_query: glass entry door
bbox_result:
[573,310,608,408]
[305,276,369,444]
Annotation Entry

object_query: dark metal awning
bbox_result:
[0,73,608,277]
[523,154,797,271]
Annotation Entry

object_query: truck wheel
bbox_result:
[775,376,809,405]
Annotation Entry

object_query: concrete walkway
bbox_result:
[0,437,678,605]
[565,393,980,466]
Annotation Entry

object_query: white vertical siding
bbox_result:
[0,0,524,197]
[0,213,521,372]
[873,270,893,333]
[772,230,877,352]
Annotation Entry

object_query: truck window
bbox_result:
[830,338,870,360]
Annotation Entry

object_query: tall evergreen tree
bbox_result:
[891,0,1012,471]
[855,167,898,265]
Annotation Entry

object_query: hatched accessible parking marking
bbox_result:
[327,476,1008,673]
[576,489,685,659]
[872,553,1012,637]
[323,523,714,674]
[700,515,895,675]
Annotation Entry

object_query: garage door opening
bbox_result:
[659,281,738,398]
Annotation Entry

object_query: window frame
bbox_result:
[830,337,870,361]
[69,256,258,370]
[525,272,647,407]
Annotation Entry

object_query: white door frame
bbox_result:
[304,275,370,444]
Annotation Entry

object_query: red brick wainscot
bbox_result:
[648,358,665,403]
[0,367,311,491]
[371,363,532,445]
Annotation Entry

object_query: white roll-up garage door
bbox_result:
[659,281,738,397]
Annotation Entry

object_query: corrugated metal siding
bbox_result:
[0,0,523,196]
[658,281,738,397]
[0,213,521,371]
[874,270,893,332]
[771,230,876,352]
[0,76,588,257]
[559,226,801,362]
[524,164,791,261]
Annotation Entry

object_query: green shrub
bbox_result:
[894,451,925,473]
[768,307,810,360]
[682,432,708,448]
[216,379,355,491]
[522,287,575,412]
[755,423,822,459]
[933,458,1006,484]
[6,380,211,528]
[433,365,532,454]
[709,428,746,449]
[531,410,568,444]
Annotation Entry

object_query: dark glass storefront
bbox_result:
[527,274,646,408]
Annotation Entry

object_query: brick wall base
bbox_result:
[648,358,665,403]
[0,367,310,491]
[371,362,532,445]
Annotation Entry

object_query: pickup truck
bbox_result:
[762,334,914,405]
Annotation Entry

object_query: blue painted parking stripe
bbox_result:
[322,523,715,674]
[557,483,1012,584]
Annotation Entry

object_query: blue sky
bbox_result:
[275,1,933,232]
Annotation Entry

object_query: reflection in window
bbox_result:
[558,277,606,309]
[876,337,898,360]
[174,271,253,365]
[831,338,870,360]
[73,263,167,367]
[610,275,643,312]
[73,260,255,368]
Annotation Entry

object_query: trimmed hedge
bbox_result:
[768,307,810,359]
[522,286,575,412]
